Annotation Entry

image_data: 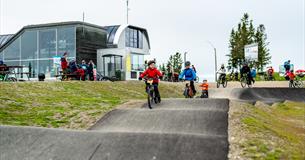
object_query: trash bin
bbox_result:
[38,73,45,81]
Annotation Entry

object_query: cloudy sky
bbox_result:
[0,0,304,81]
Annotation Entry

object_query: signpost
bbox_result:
[244,43,258,61]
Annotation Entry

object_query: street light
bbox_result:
[207,41,217,82]
[184,51,187,67]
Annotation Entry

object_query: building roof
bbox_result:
[0,34,14,48]
[0,21,151,52]
[103,24,151,49]
[0,21,106,52]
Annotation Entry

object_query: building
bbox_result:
[0,21,151,80]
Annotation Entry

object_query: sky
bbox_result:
[0,0,304,81]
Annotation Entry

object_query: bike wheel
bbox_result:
[240,78,247,88]
[7,77,17,82]
[223,79,228,88]
[146,86,152,109]
[196,76,199,83]
[294,80,303,88]
[216,81,220,88]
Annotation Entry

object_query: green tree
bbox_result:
[228,13,271,70]
[254,24,271,71]
[167,52,183,74]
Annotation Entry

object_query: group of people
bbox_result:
[139,60,209,101]
[61,52,95,81]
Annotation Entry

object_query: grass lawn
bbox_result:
[0,81,183,129]
[238,101,305,159]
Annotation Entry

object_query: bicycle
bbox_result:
[216,73,228,88]
[240,73,252,88]
[145,78,160,109]
[195,76,199,83]
[96,72,118,82]
[183,80,194,98]
[289,77,304,88]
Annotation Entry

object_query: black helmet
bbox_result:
[185,61,191,67]
[147,60,155,66]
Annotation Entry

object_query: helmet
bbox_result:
[147,60,155,66]
[185,61,191,67]
[221,64,225,68]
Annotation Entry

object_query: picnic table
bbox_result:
[54,71,80,81]
[0,66,30,81]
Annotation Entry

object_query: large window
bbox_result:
[21,31,37,60]
[39,29,56,58]
[38,60,54,77]
[0,25,79,78]
[21,60,37,78]
[3,37,20,61]
[125,28,143,49]
[131,54,144,71]
[57,27,76,57]
[103,55,122,77]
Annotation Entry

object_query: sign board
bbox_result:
[244,43,258,61]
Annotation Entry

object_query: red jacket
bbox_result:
[140,68,163,83]
[61,57,68,69]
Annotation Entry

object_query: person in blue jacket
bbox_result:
[250,68,256,84]
[179,61,197,94]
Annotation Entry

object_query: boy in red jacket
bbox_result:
[139,60,163,102]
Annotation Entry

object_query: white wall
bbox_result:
[97,26,151,80]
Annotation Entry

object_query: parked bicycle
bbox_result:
[240,73,252,88]
[96,72,118,82]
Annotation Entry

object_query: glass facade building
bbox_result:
[0,22,107,78]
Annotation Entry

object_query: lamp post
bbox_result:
[184,52,188,67]
[207,41,217,82]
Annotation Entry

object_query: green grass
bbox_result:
[241,101,305,159]
[0,81,183,129]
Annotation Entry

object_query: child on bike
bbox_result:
[139,60,163,102]
[287,70,295,83]
[179,61,197,95]
[199,79,209,98]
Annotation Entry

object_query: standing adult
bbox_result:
[61,52,68,74]
[87,60,95,81]
[284,60,291,72]
[80,60,88,80]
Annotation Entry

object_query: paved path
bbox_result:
[0,99,229,160]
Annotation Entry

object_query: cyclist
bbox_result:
[284,60,291,72]
[251,68,256,84]
[217,64,226,82]
[267,66,274,79]
[139,60,163,102]
[240,63,251,85]
[179,61,197,95]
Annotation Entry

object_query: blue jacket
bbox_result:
[251,69,256,78]
[179,68,196,81]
